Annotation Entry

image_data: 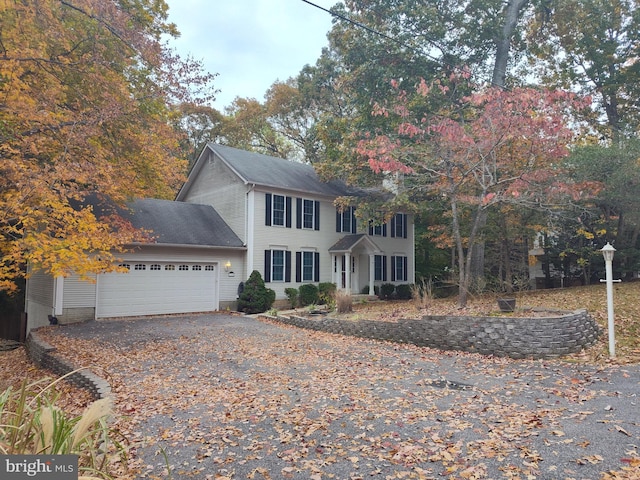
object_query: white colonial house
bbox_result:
[24,144,415,333]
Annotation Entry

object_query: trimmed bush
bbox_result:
[299,283,319,306]
[380,283,396,300]
[318,282,337,305]
[284,288,299,308]
[237,270,276,314]
[396,284,413,300]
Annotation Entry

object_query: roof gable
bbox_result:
[181,143,358,199]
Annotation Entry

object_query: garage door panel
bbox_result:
[96,262,218,318]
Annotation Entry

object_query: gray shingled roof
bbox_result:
[209,144,357,197]
[329,234,381,253]
[83,195,244,248]
[125,198,244,247]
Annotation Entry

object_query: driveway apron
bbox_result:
[47,314,640,479]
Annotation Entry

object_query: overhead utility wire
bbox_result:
[300,0,502,89]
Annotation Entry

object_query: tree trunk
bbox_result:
[468,0,529,288]
[492,0,530,87]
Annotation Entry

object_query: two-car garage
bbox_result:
[95,261,218,318]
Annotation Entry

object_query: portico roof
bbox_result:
[328,234,381,254]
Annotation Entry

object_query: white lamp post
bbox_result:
[600,243,618,358]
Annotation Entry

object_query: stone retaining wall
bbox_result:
[25,330,111,399]
[265,309,601,360]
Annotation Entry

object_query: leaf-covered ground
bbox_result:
[318,282,640,365]
[2,282,639,479]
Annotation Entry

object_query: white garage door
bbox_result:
[96,262,218,318]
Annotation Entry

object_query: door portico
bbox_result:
[329,234,381,295]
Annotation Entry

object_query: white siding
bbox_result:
[181,150,248,241]
[62,273,96,308]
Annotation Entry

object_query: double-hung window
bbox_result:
[296,198,320,230]
[296,251,320,282]
[264,249,291,282]
[390,213,408,238]
[374,255,387,281]
[391,255,408,282]
[272,195,285,226]
[368,221,387,237]
[265,193,292,227]
[336,206,356,233]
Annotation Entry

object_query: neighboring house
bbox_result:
[24,143,415,333]
[176,143,415,301]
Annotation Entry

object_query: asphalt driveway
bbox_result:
[45,314,640,479]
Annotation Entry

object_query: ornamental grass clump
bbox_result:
[335,290,353,314]
[0,374,122,479]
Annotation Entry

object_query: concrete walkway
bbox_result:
[46,314,640,479]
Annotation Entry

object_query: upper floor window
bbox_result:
[391,213,408,239]
[273,195,285,226]
[336,206,356,233]
[297,198,320,230]
[369,221,387,237]
[265,193,292,228]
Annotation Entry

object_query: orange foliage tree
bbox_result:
[0,0,216,291]
[358,80,596,306]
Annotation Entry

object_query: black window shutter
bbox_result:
[390,215,396,238]
[390,256,396,281]
[296,198,302,229]
[314,201,320,230]
[314,252,320,282]
[265,194,272,226]
[285,251,292,282]
[383,255,388,281]
[336,210,341,232]
[403,256,408,281]
[296,252,302,282]
[403,214,408,238]
[286,196,292,228]
[368,221,373,235]
[383,223,388,237]
[264,250,271,282]
[351,208,357,233]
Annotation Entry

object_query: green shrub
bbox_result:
[284,288,299,308]
[396,284,413,300]
[298,283,319,306]
[318,282,336,305]
[380,283,396,299]
[237,270,276,313]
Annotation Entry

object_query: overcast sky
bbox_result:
[164,0,336,110]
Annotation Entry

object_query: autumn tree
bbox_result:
[528,0,640,138]
[0,0,216,291]
[358,81,589,306]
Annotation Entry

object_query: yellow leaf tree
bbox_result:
[0,0,216,291]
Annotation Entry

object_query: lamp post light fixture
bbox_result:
[600,242,620,358]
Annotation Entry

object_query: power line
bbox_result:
[300,0,500,88]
